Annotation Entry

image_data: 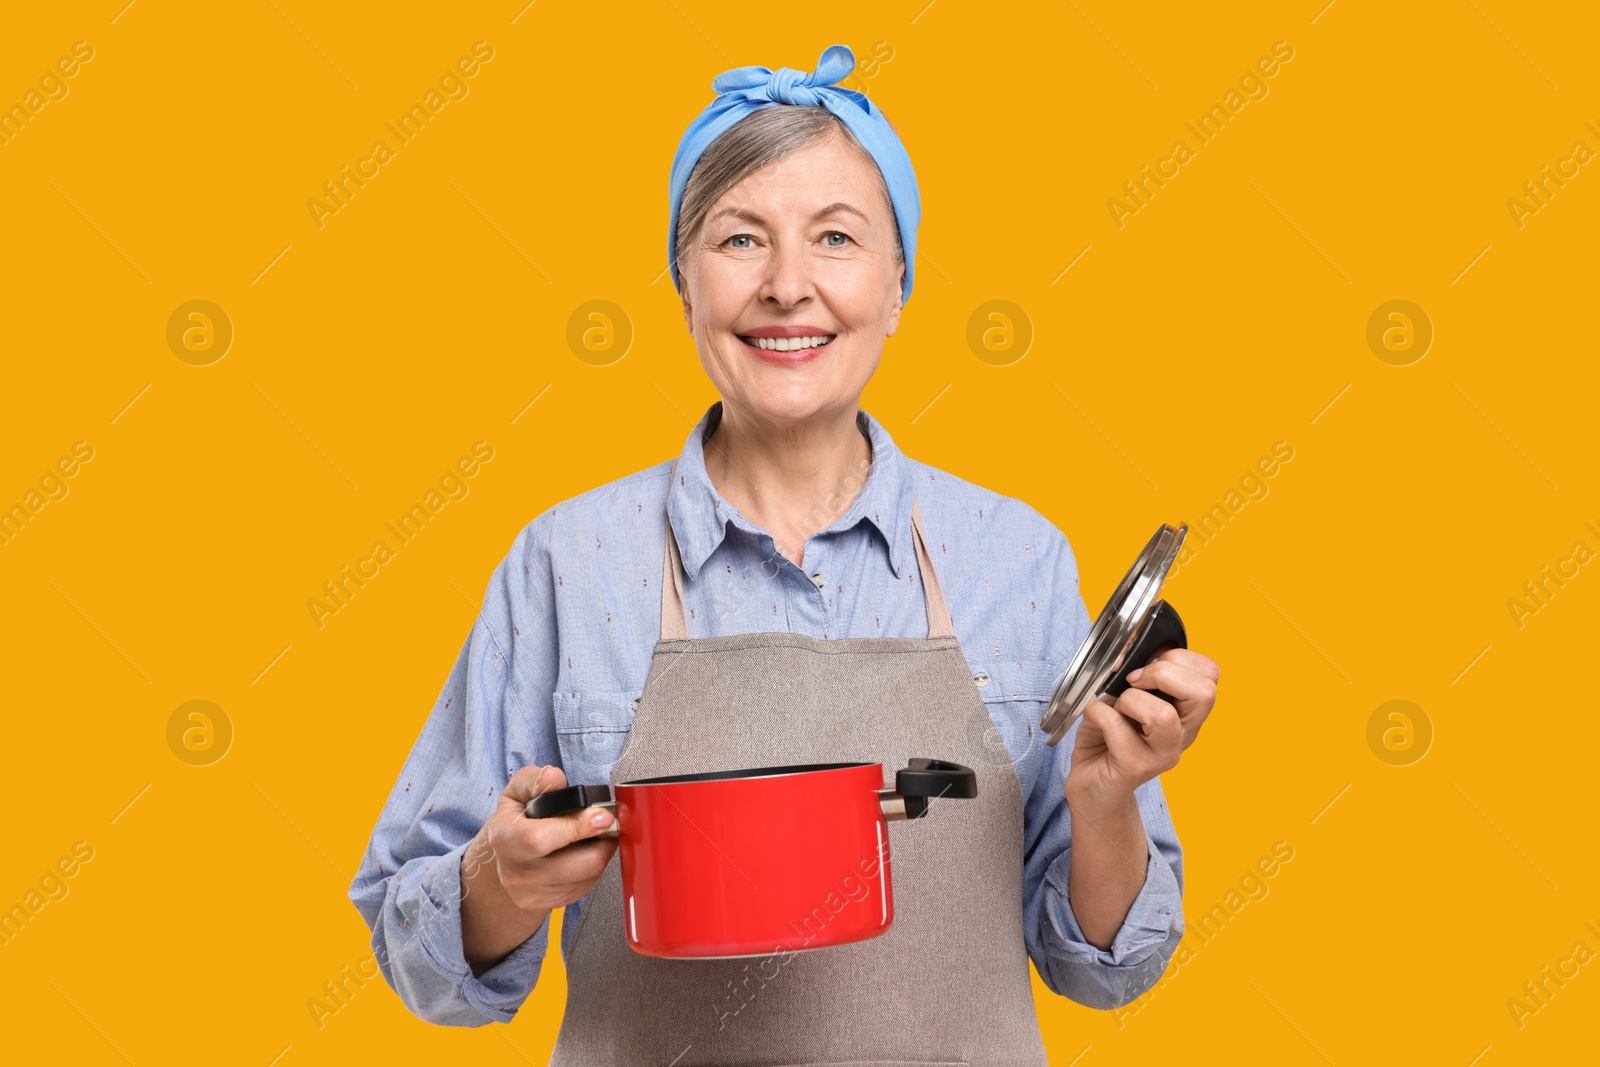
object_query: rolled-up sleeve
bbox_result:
[1022,521,1186,1009]
[1032,776,1184,1008]
[347,512,563,1026]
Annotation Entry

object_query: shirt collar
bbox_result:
[666,400,915,584]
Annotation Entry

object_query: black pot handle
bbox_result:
[881,758,978,820]
[1103,599,1187,706]
[524,784,616,837]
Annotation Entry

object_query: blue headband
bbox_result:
[667,43,921,306]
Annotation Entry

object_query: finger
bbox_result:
[1148,648,1219,682]
[1069,709,1106,749]
[526,802,617,857]
[1126,659,1215,705]
[503,764,567,805]
[1083,695,1146,751]
[526,837,619,883]
[1128,659,1217,749]
[549,835,620,865]
[1106,687,1182,748]
[498,838,619,908]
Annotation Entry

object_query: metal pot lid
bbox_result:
[1040,522,1188,746]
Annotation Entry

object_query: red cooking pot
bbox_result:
[525,758,977,958]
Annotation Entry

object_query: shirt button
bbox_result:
[630,698,640,712]
[810,572,825,588]
[973,672,990,688]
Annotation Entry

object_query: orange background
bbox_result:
[2,1,1597,1063]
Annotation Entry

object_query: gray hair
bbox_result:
[673,106,903,290]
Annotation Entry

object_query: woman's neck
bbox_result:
[701,403,874,569]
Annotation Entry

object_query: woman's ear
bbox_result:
[884,267,904,338]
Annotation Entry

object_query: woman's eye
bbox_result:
[823,232,853,247]
[724,234,755,249]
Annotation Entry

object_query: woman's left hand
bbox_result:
[1066,648,1219,812]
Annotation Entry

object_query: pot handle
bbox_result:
[1103,599,1187,706]
[523,783,619,838]
[879,758,978,820]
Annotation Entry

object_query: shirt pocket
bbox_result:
[967,657,1060,780]
[551,689,640,788]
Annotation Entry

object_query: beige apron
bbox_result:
[548,468,1048,1065]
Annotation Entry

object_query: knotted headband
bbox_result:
[667,43,921,305]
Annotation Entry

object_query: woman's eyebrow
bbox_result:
[709,201,869,225]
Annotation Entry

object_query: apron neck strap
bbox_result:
[661,476,690,640]
[907,494,954,638]
[660,457,955,640]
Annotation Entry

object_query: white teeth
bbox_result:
[742,335,835,351]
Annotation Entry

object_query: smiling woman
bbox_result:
[674,111,908,501]
[349,41,1219,1065]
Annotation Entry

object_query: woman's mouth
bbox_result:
[737,333,836,364]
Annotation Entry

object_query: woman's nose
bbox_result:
[758,238,814,306]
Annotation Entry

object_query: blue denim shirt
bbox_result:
[348,400,1185,1026]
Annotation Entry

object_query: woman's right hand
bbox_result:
[472,764,618,912]
[460,764,617,974]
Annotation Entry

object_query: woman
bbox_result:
[350,43,1219,1063]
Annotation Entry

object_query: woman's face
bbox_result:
[679,130,904,430]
